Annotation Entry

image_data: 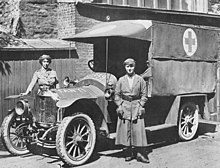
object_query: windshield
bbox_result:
[92,38,151,79]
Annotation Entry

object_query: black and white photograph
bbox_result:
[1,0,220,167]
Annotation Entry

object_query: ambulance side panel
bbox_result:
[150,22,218,96]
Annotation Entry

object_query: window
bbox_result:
[154,0,208,13]
[171,0,180,10]
[127,0,138,7]
[92,0,108,3]
[112,0,123,5]
[144,0,154,8]
[181,0,208,12]
[158,0,168,9]
[92,0,209,13]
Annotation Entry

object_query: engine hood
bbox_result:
[55,85,104,108]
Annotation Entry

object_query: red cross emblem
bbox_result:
[183,28,197,57]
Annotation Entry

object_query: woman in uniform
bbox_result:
[21,54,59,96]
[114,58,149,163]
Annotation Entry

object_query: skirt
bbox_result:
[115,118,148,147]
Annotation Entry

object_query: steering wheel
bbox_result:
[88,59,95,71]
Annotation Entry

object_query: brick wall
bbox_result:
[57,2,76,38]
[58,1,101,79]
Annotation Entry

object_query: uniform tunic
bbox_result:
[114,74,148,147]
[27,68,59,123]
[26,67,59,95]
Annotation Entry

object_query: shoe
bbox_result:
[124,148,135,162]
[136,152,150,163]
[125,155,135,162]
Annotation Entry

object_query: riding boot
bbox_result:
[124,147,135,162]
[136,147,150,163]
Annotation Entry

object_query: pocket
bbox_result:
[116,107,123,114]
[140,106,145,115]
[116,106,124,118]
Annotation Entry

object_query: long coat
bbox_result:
[114,74,148,147]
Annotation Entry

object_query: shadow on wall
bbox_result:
[0,61,11,76]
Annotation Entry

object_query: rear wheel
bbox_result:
[178,102,199,141]
[56,113,96,166]
[1,112,29,155]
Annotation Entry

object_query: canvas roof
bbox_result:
[64,20,152,43]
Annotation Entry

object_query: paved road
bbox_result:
[1,123,220,168]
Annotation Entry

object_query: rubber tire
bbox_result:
[1,112,29,155]
[178,102,199,141]
[56,113,96,166]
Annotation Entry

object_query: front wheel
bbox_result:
[56,113,96,166]
[1,112,29,155]
[178,102,199,141]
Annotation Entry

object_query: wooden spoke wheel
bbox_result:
[56,113,96,166]
[178,102,199,141]
[1,112,29,155]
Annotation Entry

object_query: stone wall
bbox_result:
[19,0,58,38]
[0,0,21,36]
[0,0,58,38]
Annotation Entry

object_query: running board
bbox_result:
[198,119,220,135]
[145,124,176,132]
[146,124,177,145]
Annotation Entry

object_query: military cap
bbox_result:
[123,58,136,66]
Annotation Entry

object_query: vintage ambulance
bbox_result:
[67,19,218,141]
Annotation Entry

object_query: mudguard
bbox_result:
[55,73,117,124]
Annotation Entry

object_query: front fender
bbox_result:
[56,85,104,108]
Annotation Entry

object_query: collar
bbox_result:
[40,67,51,72]
[126,73,135,78]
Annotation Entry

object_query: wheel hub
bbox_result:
[75,134,82,142]
[185,116,191,123]
[71,133,82,144]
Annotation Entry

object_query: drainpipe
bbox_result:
[217,58,220,121]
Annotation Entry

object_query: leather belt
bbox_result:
[121,95,140,102]
[39,84,55,91]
